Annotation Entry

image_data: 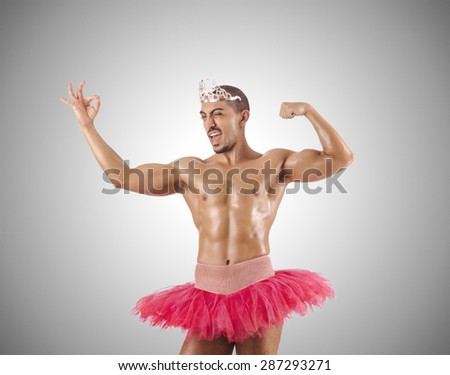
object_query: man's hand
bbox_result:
[279,102,310,119]
[60,80,100,129]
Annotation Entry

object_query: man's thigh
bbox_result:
[235,323,283,355]
[180,335,235,355]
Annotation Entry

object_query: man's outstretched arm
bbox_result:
[60,80,178,195]
[279,102,354,183]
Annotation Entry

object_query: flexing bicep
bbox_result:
[282,149,348,183]
[123,162,178,196]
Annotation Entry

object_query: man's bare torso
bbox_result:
[176,148,292,265]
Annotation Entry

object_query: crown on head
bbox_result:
[199,79,241,103]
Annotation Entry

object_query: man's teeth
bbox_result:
[209,132,221,138]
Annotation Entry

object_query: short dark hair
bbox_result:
[218,85,250,114]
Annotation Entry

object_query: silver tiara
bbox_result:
[199,79,241,103]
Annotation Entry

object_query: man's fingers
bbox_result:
[77,80,85,100]
[68,82,77,99]
[83,95,97,104]
[60,96,72,106]
[93,96,101,112]
[279,110,289,119]
[279,105,295,119]
[84,95,101,113]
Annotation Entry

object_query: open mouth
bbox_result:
[208,130,222,145]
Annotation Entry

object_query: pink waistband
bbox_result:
[195,255,275,295]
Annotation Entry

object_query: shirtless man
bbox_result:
[61,80,353,355]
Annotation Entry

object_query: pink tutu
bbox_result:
[132,263,334,343]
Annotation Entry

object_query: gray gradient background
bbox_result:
[0,0,449,354]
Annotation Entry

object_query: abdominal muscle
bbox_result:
[190,190,277,266]
[197,229,271,266]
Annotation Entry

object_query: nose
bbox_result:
[204,115,215,130]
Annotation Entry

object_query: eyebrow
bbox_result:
[199,108,225,115]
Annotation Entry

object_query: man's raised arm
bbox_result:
[60,80,178,196]
[279,102,354,183]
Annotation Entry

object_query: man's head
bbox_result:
[199,84,250,154]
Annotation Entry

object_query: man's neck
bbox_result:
[213,139,260,165]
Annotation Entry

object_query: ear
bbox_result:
[239,110,250,127]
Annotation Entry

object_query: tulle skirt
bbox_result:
[132,269,334,343]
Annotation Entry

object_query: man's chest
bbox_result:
[177,160,283,197]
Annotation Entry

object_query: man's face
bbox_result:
[200,101,241,154]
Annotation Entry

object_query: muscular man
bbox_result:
[61,80,353,355]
